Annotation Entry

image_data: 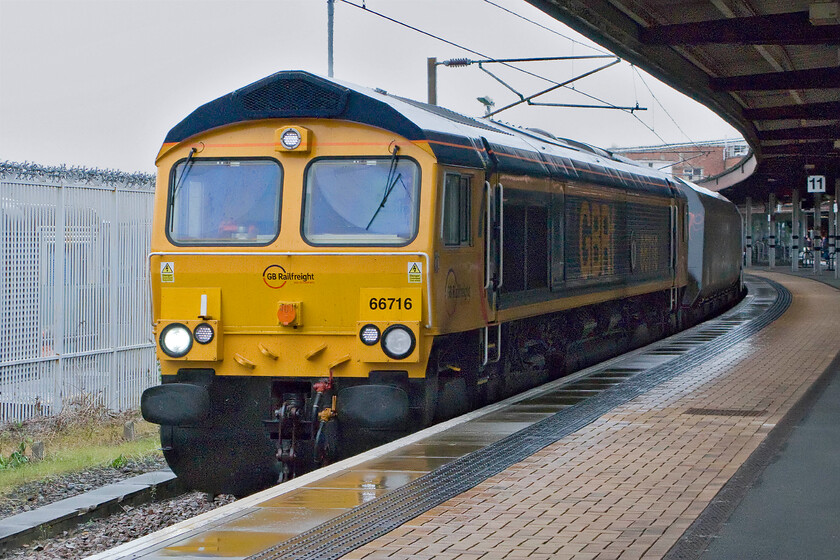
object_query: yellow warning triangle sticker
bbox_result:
[408,264,421,274]
[162,264,173,274]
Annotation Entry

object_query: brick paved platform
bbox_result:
[342,271,840,560]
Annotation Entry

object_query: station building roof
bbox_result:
[527,0,840,204]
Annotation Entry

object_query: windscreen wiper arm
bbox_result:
[168,147,197,232]
[365,145,400,231]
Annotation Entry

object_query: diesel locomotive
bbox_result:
[141,71,743,497]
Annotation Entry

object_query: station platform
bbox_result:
[89,271,840,560]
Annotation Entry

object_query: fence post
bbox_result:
[109,185,119,409]
[53,184,66,414]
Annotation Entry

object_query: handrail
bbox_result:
[497,183,504,290]
[484,180,493,291]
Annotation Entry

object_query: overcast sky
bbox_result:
[0,0,742,173]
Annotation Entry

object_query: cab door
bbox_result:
[482,178,503,322]
[481,177,503,365]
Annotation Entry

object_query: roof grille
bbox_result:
[241,76,349,117]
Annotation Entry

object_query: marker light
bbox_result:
[359,324,381,346]
[381,325,415,359]
[280,128,302,150]
[193,323,215,344]
[160,323,192,357]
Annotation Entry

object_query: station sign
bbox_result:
[807,175,826,193]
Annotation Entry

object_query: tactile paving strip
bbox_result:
[247,276,790,560]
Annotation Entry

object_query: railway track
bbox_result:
[0,469,185,555]
[2,275,785,560]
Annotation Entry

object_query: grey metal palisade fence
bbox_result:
[0,162,157,422]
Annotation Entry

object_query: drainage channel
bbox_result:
[246,275,790,560]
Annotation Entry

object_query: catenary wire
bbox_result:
[339,0,578,89]
[626,66,721,170]
[337,1,674,131]
[632,66,701,148]
[480,0,612,56]
[479,1,702,145]
[336,3,604,88]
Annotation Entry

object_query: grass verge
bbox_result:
[0,437,162,495]
[0,394,163,496]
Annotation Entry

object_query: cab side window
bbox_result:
[442,173,471,246]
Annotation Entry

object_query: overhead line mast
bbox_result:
[327,0,335,77]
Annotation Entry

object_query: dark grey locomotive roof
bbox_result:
[164,70,678,197]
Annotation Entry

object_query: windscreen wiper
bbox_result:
[168,147,197,232]
[365,145,400,230]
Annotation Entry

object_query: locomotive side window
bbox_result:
[302,158,420,246]
[442,173,471,246]
[527,205,548,289]
[167,158,282,245]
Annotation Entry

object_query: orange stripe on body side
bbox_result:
[159,138,665,190]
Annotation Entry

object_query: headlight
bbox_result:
[160,323,192,357]
[193,323,215,344]
[381,325,415,359]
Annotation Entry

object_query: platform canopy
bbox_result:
[527,0,840,204]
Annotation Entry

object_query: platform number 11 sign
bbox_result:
[807,175,826,193]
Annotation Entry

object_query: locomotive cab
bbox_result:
[142,78,458,494]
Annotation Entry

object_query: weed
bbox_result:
[110,454,128,469]
[0,442,29,470]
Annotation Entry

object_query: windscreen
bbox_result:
[167,159,282,245]
[302,158,420,245]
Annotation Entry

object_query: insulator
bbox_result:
[444,58,471,67]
